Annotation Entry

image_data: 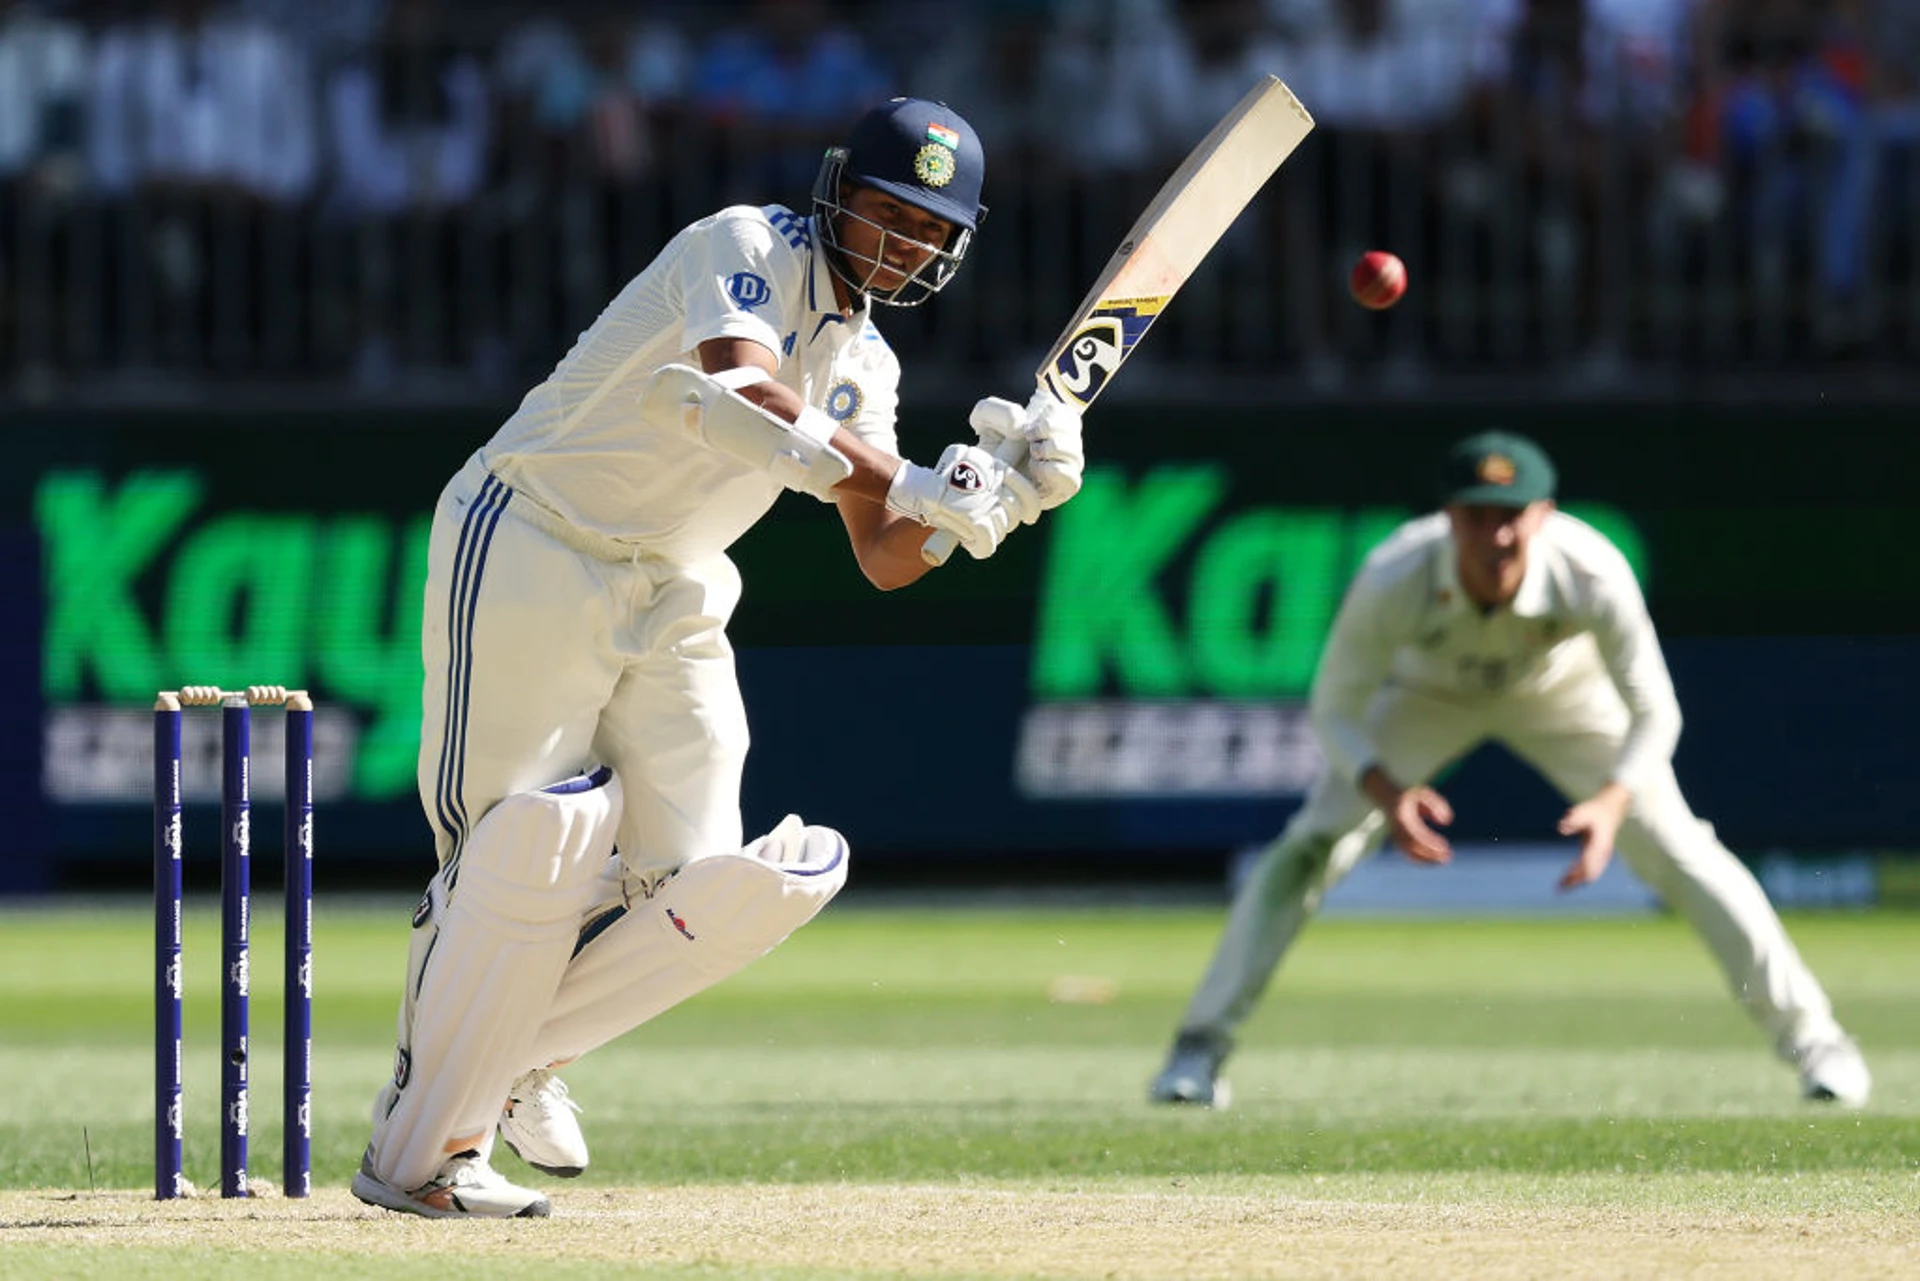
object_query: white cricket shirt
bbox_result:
[480,204,903,563]
[1311,510,1682,792]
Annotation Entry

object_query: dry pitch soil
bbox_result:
[4,1184,1915,1279]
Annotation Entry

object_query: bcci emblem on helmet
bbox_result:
[812,97,985,308]
[914,141,956,188]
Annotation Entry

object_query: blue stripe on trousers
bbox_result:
[435,474,510,883]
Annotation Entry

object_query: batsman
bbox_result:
[1151,431,1871,1113]
[351,97,1084,1218]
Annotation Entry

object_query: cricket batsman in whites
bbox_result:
[1149,431,1870,1113]
[351,97,1083,1217]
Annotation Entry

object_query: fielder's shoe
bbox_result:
[351,1147,551,1218]
[1148,1032,1232,1109]
[499,1068,589,1177]
[1799,1036,1871,1108]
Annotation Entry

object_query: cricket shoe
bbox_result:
[499,1068,589,1177]
[1799,1036,1871,1108]
[1148,1031,1232,1109]
[352,1147,552,1218]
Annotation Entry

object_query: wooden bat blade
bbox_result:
[1041,75,1315,408]
[921,77,1313,568]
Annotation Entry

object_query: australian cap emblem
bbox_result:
[1478,453,1516,486]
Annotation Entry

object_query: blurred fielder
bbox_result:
[1150,431,1870,1111]
[351,96,1084,1218]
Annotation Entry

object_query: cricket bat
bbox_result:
[924,75,1315,565]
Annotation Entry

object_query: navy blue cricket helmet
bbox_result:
[812,97,987,307]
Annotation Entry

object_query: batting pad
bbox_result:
[371,768,623,1191]
[526,814,848,1068]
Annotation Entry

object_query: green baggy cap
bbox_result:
[1442,431,1557,506]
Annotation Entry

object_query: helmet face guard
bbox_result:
[812,149,976,308]
[811,98,987,309]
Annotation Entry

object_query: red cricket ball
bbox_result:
[1350,250,1408,310]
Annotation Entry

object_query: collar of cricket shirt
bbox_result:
[807,220,870,330]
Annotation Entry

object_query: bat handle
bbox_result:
[920,434,1029,567]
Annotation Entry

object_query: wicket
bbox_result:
[153,685,314,1200]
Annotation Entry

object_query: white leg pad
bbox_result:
[370,768,622,1190]
[526,814,848,1067]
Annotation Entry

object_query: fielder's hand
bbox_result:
[969,388,1085,510]
[1361,766,1453,864]
[1555,784,1631,890]
[1388,785,1454,864]
[886,443,1042,561]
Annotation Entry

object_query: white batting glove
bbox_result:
[967,394,1025,456]
[1019,388,1084,508]
[886,443,1042,561]
[968,389,1085,510]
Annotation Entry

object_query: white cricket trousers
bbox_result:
[417,453,751,886]
[1179,675,1844,1063]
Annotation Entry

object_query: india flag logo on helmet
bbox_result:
[926,123,960,149]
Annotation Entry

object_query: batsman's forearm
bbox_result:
[860,517,937,589]
[726,377,898,508]
[827,430,910,508]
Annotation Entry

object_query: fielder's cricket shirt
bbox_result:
[1310,511,1682,793]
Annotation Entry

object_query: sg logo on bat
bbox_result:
[1051,317,1127,406]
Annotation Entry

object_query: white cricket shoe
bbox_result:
[499,1068,589,1177]
[1148,1033,1232,1110]
[1799,1037,1871,1108]
[351,1147,552,1218]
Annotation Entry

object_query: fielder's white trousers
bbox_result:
[1179,674,1843,1063]
[418,453,750,888]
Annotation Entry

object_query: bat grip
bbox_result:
[920,435,1029,567]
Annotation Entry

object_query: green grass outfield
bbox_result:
[2,898,1916,1278]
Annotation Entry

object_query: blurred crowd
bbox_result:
[2,0,1917,400]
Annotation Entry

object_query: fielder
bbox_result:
[351,97,1085,1218]
[1150,431,1870,1111]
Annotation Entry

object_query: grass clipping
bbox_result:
[4,1184,1914,1280]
